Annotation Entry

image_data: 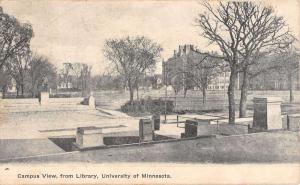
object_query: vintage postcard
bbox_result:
[0,0,299,184]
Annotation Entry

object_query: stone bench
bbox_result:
[184,119,213,137]
[75,126,104,148]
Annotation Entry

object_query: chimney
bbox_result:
[186,45,193,54]
[179,45,184,56]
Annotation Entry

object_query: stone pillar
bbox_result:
[253,97,282,131]
[287,114,300,131]
[139,119,153,142]
[88,92,95,109]
[184,119,212,137]
[76,126,104,147]
[39,92,49,105]
[151,113,160,130]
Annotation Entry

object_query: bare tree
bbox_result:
[0,7,33,71]
[266,44,299,102]
[71,63,83,89]
[60,63,73,89]
[196,1,291,123]
[281,46,299,102]
[28,54,57,97]
[103,36,162,104]
[6,51,31,96]
[185,54,223,104]
[0,65,11,98]
[79,63,92,96]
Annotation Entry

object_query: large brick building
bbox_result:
[162,44,231,91]
[163,44,299,92]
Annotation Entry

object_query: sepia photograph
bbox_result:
[0,0,299,184]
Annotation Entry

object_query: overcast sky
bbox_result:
[1,0,299,75]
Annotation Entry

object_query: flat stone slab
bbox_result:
[178,114,221,121]
[77,126,102,134]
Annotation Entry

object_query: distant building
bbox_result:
[207,72,230,91]
[57,82,73,89]
[163,44,300,92]
[162,44,231,91]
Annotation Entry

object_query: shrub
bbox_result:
[120,97,174,115]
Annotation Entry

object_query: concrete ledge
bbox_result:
[184,123,249,138]
[218,124,249,135]
[72,134,217,151]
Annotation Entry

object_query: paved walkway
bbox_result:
[0,99,141,160]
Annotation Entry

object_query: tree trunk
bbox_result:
[129,88,134,105]
[184,88,187,98]
[16,84,19,97]
[228,70,237,124]
[174,94,177,111]
[31,79,35,97]
[2,85,6,99]
[21,83,24,96]
[202,88,206,104]
[136,87,139,100]
[289,73,294,102]
[66,78,69,89]
[239,69,249,118]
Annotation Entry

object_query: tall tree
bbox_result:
[280,46,299,102]
[79,63,92,96]
[196,2,290,123]
[28,54,57,97]
[0,7,33,70]
[6,51,31,96]
[60,63,73,89]
[103,36,162,104]
[71,63,84,89]
[0,65,11,98]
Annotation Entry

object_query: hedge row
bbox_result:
[120,97,174,114]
